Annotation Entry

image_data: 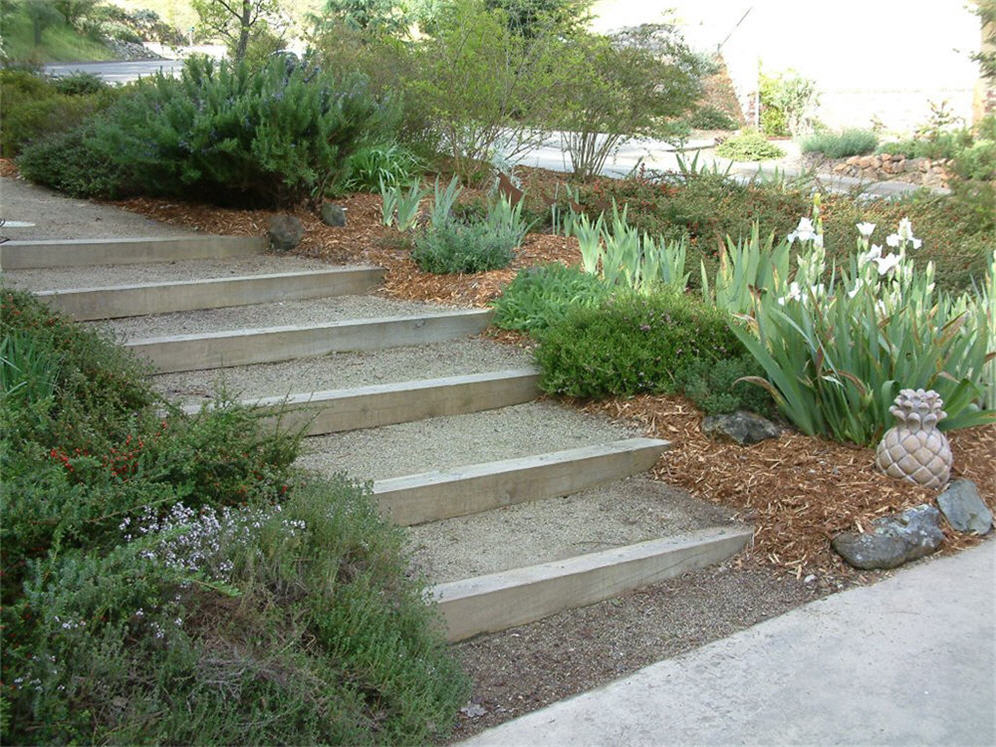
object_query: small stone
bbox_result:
[320,202,347,227]
[460,702,487,718]
[268,214,304,252]
[937,480,992,535]
[858,155,876,168]
[832,504,944,570]
[701,411,781,446]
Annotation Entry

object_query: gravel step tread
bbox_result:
[92,295,460,341]
[0,177,199,240]
[153,338,535,405]
[296,401,642,482]
[4,256,355,292]
[407,475,738,584]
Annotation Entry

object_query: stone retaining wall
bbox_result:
[817,153,951,188]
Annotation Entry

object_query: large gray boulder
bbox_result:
[269,214,304,252]
[701,411,780,446]
[937,480,992,535]
[832,504,944,570]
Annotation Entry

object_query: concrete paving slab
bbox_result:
[464,540,996,746]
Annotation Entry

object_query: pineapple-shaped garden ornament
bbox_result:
[876,389,952,489]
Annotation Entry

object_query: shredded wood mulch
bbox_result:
[113,189,996,582]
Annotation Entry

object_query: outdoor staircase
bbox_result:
[2,235,752,642]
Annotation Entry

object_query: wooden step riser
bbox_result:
[235,370,541,436]
[374,438,669,526]
[0,236,266,269]
[127,310,494,373]
[432,528,753,642]
[36,268,384,320]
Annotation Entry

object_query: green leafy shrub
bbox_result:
[1,289,469,743]
[564,170,807,281]
[535,290,745,398]
[674,355,774,415]
[83,56,398,207]
[339,141,423,193]
[689,105,738,131]
[0,69,118,156]
[412,190,528,274]
[758,69,818,135]
[760,107,788,137]
[50,71,107,95]
[492,263,610,333]
[406,0,565,182]
[800,129,878,159]
[554,25,708,179]
[18,126,131,198]
[412,219,517,273]
[947,115,996,231]
[715,130,785,161]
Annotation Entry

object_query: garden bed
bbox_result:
[105,177,996,580]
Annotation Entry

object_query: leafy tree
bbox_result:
[407,0,563,181]
[317,0,412,35]
[971,0,995,82]
[52,0,99,30]
[483,0,591,37]
[23,0,64,46]
[191,0,283,62]
[555,25,710,179]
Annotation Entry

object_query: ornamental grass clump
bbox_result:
[729,213,994,446]
[412,187,528,274]
[560,199,690,294]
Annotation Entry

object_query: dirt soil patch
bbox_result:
[102,179,995,740]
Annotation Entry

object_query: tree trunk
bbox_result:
[235,0,251,62]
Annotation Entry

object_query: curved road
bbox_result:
[44,59,185,84]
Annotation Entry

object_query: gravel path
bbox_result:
[153,338,534,404]
[1,177,199,240]
[408,476,737,583]
[297,401,640,482]
[92,294,458,341]
[4,256,339,291]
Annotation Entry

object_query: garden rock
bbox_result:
[831,504,944,570]
[269,215,304,252]
[937,480,992,535]
[321,202,347,227]
[701,411,780,446]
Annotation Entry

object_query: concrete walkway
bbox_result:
[464,540,996,746]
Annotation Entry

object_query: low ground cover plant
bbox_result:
[800,129,878,159]
[687,105,738,131]
[412,185,529,273]
[715,130,785,161]
[1,289,468,743]
[491,263,610,333]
